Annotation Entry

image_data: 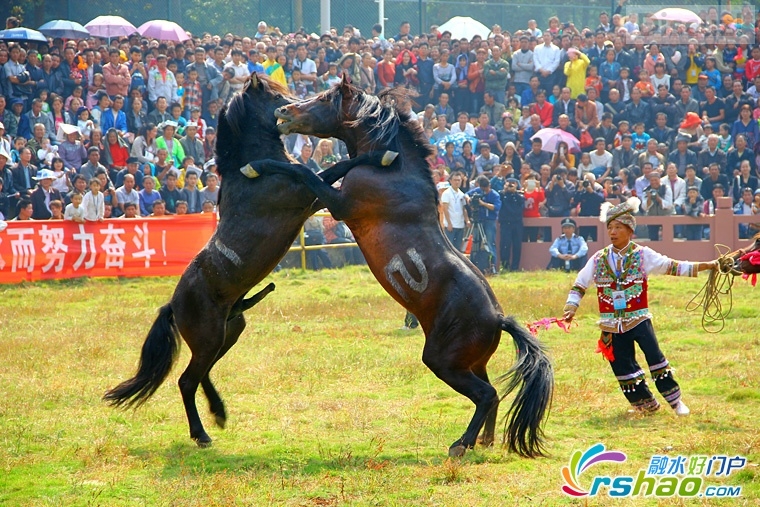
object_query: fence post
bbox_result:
[713,196,735,249]
[300,227,307,269]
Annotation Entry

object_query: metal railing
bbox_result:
[287,212,358,270]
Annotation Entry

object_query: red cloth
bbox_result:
[108,142,129,168]
[745,59,760,82]
[530,101,554,127]
[522,188,545,218]
[377,61,396,88]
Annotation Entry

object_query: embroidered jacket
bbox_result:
[565,242,698,333]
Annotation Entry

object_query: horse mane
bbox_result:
[216,73,291,176]
[223,73,291,138]
[331,82,436,161]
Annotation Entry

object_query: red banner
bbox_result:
[0,215,217,283]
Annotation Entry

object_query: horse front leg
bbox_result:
[242,159,350,218]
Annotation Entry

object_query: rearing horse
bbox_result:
[104,74,388,446]
[245,76,554,458]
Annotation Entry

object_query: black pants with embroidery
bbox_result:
[608,320,681,410]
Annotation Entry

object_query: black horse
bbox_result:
[104,74,388,446]
[245,76,554,458]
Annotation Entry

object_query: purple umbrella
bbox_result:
[137,20,189,42]
[530,128,581,153]
[85,15,137,39]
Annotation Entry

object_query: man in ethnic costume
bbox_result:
[562,198,718,416]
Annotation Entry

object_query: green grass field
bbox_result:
[0,268,758,506]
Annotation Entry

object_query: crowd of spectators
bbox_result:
[2,7,760,268]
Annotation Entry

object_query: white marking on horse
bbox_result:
[384,248,429,302]
[215,239,243,267]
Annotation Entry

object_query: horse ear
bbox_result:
[339,73,354,97]
[249,72,260,90]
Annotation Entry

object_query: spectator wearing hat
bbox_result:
[668,135,698,177]
[29,168,62,220]
[115,156,144,189]
[548,218,587,271]
[179,122,205,166]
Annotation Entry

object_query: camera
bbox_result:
[612,184,620,192]
[470,193,484,206]
[649,189,658,196]
[582,180,591,188]
[555,175,562,181]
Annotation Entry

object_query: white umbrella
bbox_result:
[437,16,491,41]
[650,8,702,25]
[85,15,137,39]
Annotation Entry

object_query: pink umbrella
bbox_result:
[137,20,189,42]
[530,128,581,153]
[651,8,702,25]
[85,15,137,38]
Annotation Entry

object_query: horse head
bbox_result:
[728,233,760,275]
[216,73,292,175]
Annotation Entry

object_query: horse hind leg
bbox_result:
[473,364,499,448]
[177,314,227,447]
[423,349,499,458]
[200,313,247,429]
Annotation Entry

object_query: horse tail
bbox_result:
[496,315,554,458]
[103,304,180,409]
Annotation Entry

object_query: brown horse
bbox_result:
[245,76,554,458]
[729,233,760,275]
[104,74,388,446]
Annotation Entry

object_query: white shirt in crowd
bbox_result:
[441,186,467,228]
[81,191,105,221]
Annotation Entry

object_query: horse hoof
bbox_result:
[240,163,260,178]
[448,444,467,458]
[381,151,398,166]
[193,435,213,448]
[215,414,226,429]
[477,436,494,448]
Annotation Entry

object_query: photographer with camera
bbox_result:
[571,175,606,240]
[499,177,525,272]
[545,168,573,217]
[641,170,673,241]
[467,175,501,274]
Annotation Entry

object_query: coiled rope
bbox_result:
[685,244,737,333]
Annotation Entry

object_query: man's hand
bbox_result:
[563,307,576,324]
